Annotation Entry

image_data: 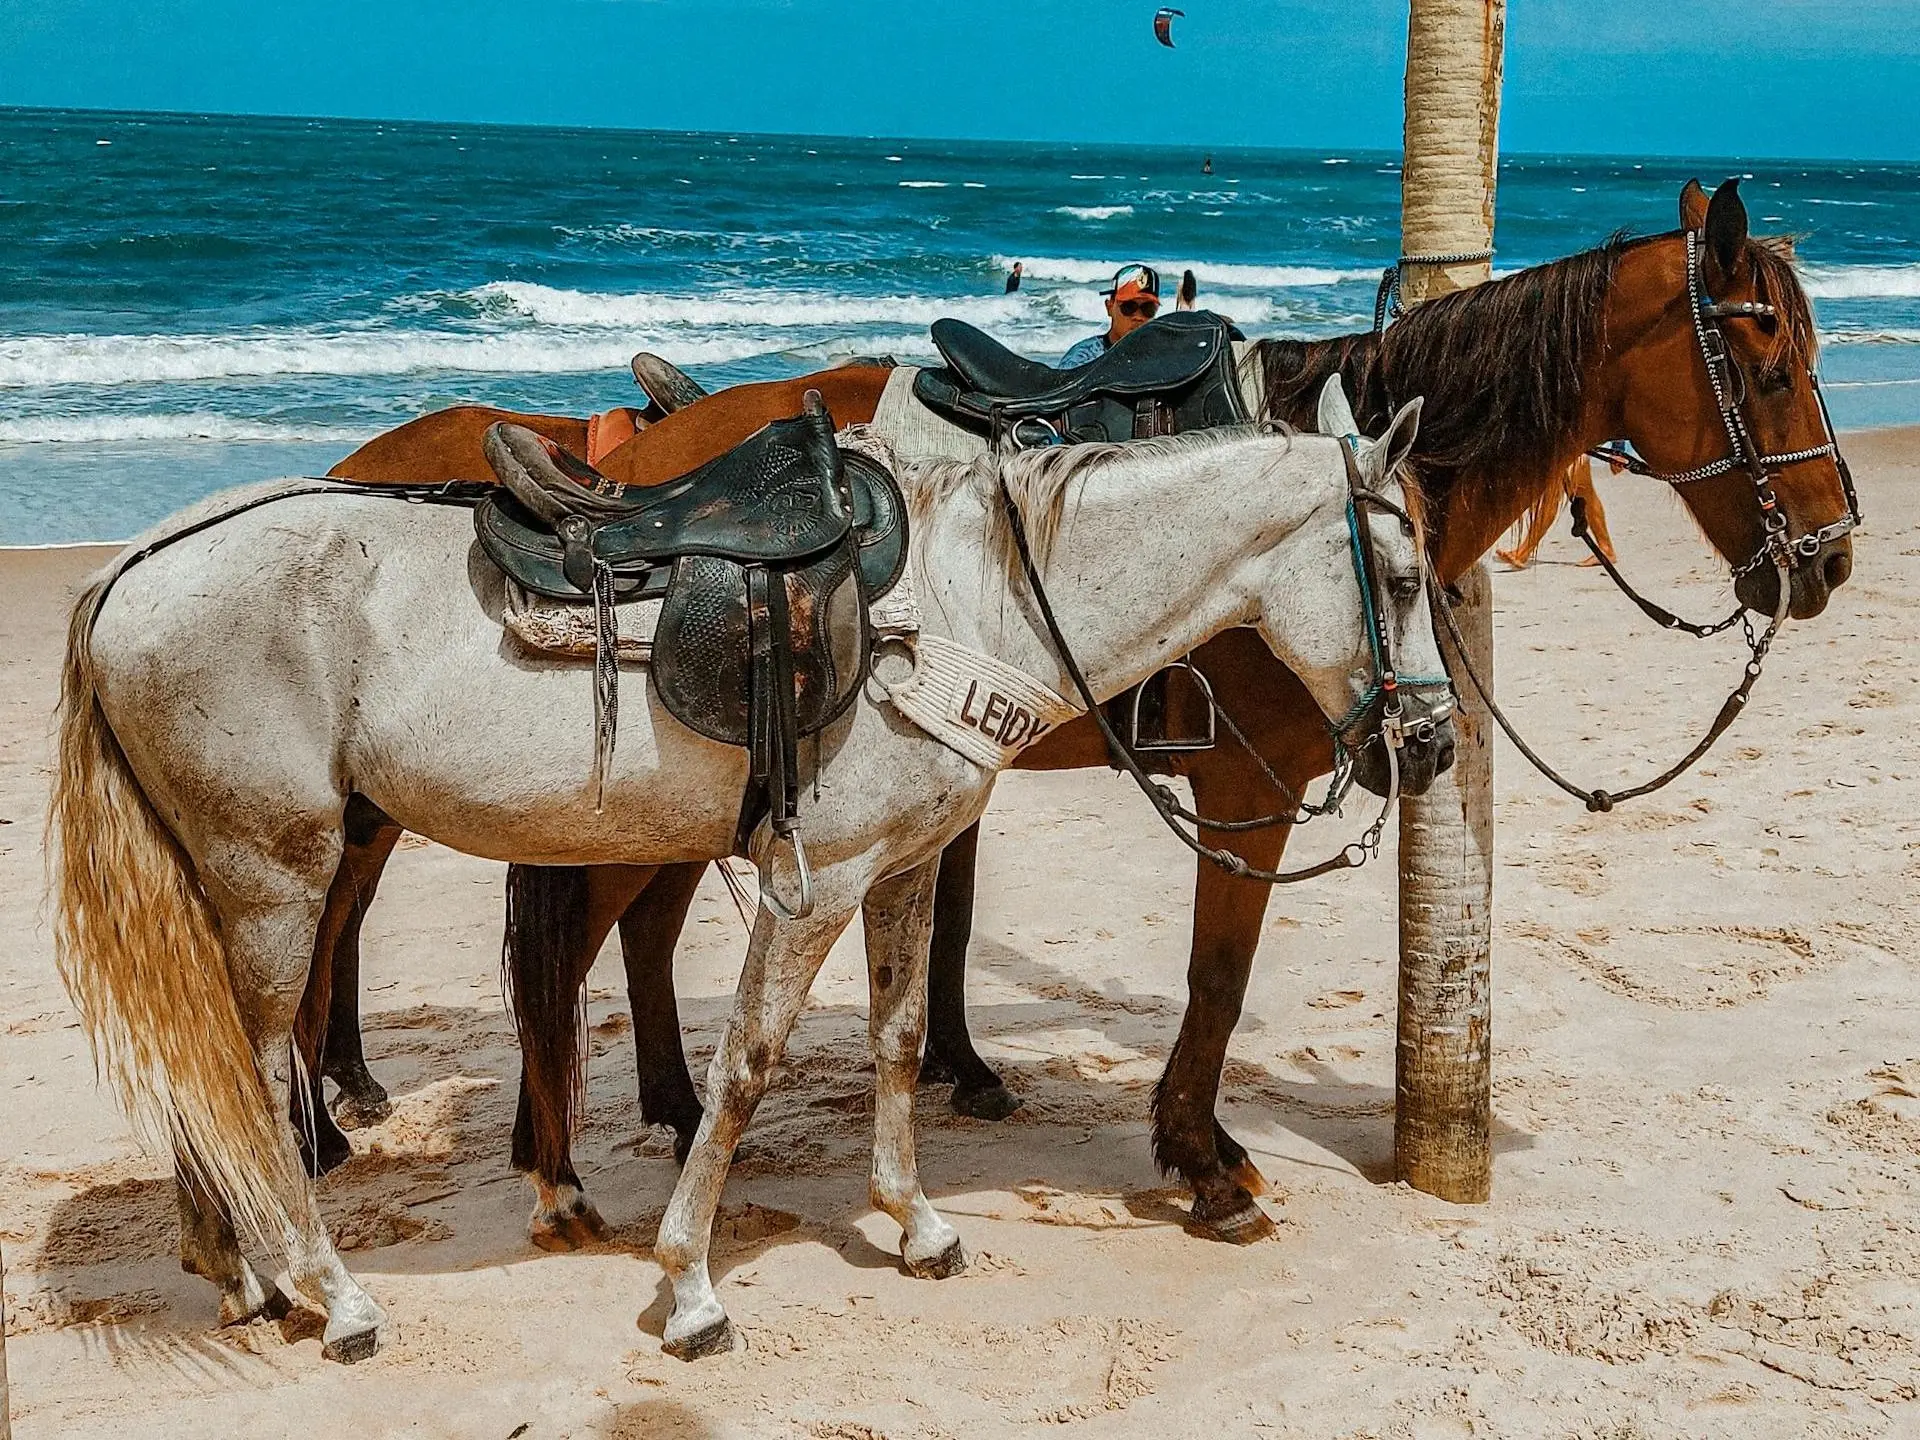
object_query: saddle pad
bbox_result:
[501,579,662,662]
[871,368,989,463]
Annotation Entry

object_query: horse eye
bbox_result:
[1390,574,1423,604]
[1757,367,1793,395]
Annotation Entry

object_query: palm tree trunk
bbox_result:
[1394,0,1504,1203]
[2,1240,12,1440]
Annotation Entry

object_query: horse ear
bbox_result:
[1679,178,1709,231]
[1704,177,1749,285]
[1316,373,1358,437]
[1376,397,1423,479]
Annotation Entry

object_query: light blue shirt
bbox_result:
[1058,334,1109,368]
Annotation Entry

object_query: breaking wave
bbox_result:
[0,413,369,444]
[999,255,1378,288]
[1800,263,1920,299]
[469,282,1028,331]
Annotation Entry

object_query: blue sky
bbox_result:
[1,0,1913,160]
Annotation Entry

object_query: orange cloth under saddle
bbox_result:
[585,407,642,468]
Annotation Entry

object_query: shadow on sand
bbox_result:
[29,925,1533,1355]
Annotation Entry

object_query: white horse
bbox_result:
[51,381,1437,1363]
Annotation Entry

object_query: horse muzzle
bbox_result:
[1734,534,1853,621]
[1350,703,1457,799]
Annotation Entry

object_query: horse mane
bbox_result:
[1252,227,1817,525]
[1745,235,1818,378]
[900,425,1293,575]
[1256,237,1626,509]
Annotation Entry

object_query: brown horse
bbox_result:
[316,180,1857,1245]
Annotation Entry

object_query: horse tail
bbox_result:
[49,572,298,1245]
[502,864,591,1180]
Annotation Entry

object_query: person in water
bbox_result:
[1059,263,1161,367]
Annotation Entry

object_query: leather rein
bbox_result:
[995,435,1449,886]
[1438,227,1861,812]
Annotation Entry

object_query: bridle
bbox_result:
[996,432,1455,886]
[1325,434,1454,754]
[1584,227,1861,589]
[1440,227,1862,812]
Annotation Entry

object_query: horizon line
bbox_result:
[4,101,1913,172]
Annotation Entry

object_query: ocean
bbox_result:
[4,106,1918,545]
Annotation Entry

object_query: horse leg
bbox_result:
[505,864,654,1251]
[922,822,1021,1121]
[289,809,401,1176]
[1570,461,1619,566]
[863,860,965,1276]
[175,1168,290,1326]
[319,810,403,1127]
[616,861,708,1164]
[1495,482,1563,570]
[656,896,852,1359]
[1151,759,1314,1243]
[221,893,388,1362]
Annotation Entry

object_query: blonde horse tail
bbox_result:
[50,572,297,1246]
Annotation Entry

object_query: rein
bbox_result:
[992,444,1432,886]
[1435,557,1787,813]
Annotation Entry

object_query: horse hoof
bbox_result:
[903,1238,967,1281]
[1189,1193,1275,1246]
[530,1216,584,1253]
[564,1201,610,1245]
[1226,1157,1270,1199]
[663,1316,736,1361]
[331,1091,393,1130]
[951,1083,1022,1122]
[322,1323,382,1364]
[217,1280,292,1327]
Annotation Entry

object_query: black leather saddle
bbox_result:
[474,395,907,895]
[912,310,1249,446]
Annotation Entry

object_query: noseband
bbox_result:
[1588,227,1861,582]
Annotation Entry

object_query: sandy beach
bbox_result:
[2,429,1917,1439]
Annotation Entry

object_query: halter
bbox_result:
[1586,228,1861,582]
[995,434,1454,886]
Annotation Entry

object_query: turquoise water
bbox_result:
[4,106,1918,544]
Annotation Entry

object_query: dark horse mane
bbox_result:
[1252,229,1820,514]
[1252,235,1627,506]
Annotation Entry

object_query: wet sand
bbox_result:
[2,431,1917,1438]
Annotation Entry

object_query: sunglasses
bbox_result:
[1118,299,1159,318]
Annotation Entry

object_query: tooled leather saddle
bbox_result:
[474,393,907,898]
[912,309,1249,447]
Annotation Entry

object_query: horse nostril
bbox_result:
[1822,549,1852,593]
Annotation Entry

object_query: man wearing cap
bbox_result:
[1058,263,1161,368]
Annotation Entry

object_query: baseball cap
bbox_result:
[1100,264,1161,304]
